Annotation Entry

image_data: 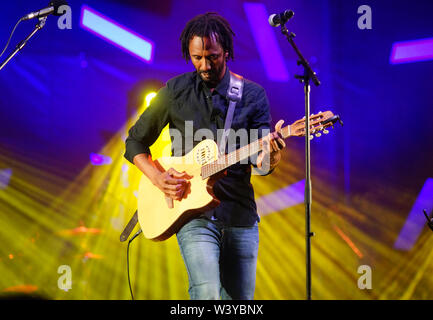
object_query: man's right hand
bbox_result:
[153,168,193,201]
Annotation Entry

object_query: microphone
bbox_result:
[268,10,294,27]
[21,0,68,21]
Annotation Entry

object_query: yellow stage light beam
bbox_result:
[2,99,433,299]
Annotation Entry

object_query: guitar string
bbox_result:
[163,117,328,180]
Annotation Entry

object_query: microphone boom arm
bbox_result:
[0,17,47,71]
[280,24,320,86]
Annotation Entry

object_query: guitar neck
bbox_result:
[201,125,291,179]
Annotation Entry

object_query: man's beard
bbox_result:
[199,71,216,83]
[199,66,223,87]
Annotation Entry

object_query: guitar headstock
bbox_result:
[290,111,343,138]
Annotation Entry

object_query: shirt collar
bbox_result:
[213,66,230,97]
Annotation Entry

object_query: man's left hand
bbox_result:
[257,120,286,170]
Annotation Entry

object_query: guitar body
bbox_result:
[134,111,340,242]
[137,139,220,241]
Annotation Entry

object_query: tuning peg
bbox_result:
[315,133,322,138]
[323,129,329,134]
[309,135,314,140]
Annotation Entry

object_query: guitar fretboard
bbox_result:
[201,125,290,179]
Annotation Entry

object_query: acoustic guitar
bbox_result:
[137,111,342,241]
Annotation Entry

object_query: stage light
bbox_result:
[80,5,154,63]
[390,37,433,64]
[144,92,157,108]
[0,168,12,190]
[394,178,433,250]
[2,285,38,294]
[333,225,363,258]
[256,180,305,217]
[90,153,112,166]
[121,164,129,188]
[139,91,172,160]
[243,2,289,81]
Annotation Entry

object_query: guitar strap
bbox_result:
[219,71,244,155]
[120,210,138,242]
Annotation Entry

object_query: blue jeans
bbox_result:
[176,217,259,300]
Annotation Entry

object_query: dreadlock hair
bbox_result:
[180,12,235,62]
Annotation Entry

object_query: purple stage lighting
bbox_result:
[394,178,433,250]
[256,180,305,216]
[90,153,112,166]
[390,38,433,64]
[0,168,12,190]
[80,5,154,63]
[243,2,289,81]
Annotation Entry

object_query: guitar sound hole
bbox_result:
[195,145,215,165]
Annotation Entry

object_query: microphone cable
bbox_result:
[126,229,142,300]
[0,18,23,58]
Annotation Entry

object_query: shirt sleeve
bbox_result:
[124,86,172,164]
[248,85,275,176]
[249,85,272,135]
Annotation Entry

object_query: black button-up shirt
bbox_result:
[124,67,272,226]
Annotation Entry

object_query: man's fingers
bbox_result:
[268,131,285,151]
[165,178,189,186]
[165,189,184,200]
[275,119,285,132]
[164,175,180,185]
[169,169,193,180]
[163,183,183,191]
[164,169,193,187]
[274,138,285,149]
[279,138,286,148]
[271,140,280,152]
[261,135,271,153]
[256,152,264,168]
[163,169,191,200]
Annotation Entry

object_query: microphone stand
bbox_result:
[423,209,433,232]
[0,16,47,71]
[279,22,320,300]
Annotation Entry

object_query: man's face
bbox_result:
[188,35,228,87]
